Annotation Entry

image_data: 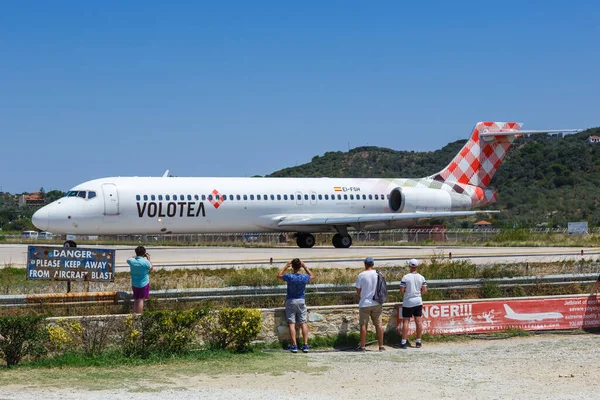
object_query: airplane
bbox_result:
[32,121,580,248]
[503,304,564,321]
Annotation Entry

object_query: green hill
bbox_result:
[269,127,600,228]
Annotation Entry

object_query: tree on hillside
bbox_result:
[46,190,65,202]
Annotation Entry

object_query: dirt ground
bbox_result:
[1,333,599,399]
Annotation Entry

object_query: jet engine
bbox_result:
[388,187,471,213]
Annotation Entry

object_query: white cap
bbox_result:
[408,258,420,267]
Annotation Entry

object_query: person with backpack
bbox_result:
[355,257,385,351]
[399,258,428,349]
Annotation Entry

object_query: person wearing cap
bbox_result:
[355,256,385,351]
[399,258,428,349]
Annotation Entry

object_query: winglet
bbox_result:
[162,170,170,178]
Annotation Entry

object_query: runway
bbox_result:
[1,244,598,270]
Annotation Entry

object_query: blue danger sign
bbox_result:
[27,246,115,282]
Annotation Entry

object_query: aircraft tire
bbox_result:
[303,233,315,248]
[340,235,352,248]
[332,234,341,248]
[332,234,352,248]
[64,240,77,248]
[296,234,308,248]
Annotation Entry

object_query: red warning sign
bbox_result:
[400,295,600,335]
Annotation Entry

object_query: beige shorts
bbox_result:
[359,304,383,326]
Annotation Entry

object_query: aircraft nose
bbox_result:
[32,207,50,231]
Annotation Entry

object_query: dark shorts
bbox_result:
[132,284,150,300]
[402,305,423,318]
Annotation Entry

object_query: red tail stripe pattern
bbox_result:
[432,122,521,189]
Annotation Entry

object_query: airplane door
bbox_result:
[295,191,303,206]
[310,191,317,205]
[102,183,119,215]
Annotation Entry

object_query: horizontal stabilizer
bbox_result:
[480,129,581,138]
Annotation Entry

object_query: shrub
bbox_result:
[46,318,83,353]
[479,265,524,279]
[0,315,47,367]
[223,269,280,287]
[510,285,527,298]
[481,281,502,298]
[492,229,533,243]
[79,317,120,356]
[201,308,262,352]
[419,258,476,280]
[122,307,208,357]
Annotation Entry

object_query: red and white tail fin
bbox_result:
[430,121,523,188]
[430,122,581,188]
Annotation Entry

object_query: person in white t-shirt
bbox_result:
[399,258,427,349]
[355,257,385,351]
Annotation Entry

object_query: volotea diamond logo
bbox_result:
[210,189,225,209]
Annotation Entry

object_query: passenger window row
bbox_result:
[135,193,389,202]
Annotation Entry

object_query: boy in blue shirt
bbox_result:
[127,246,153,313]
[277,258,314,353]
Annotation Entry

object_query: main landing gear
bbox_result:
[294,232,353,248]
[64,240,77,248]
[296,233,316,248]
[332,233,352,249]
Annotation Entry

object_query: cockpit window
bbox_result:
[66,190,96,199]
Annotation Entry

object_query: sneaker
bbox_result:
[288,345,298,353]
[302,345,309,353]
[355,346,366,352]
[379,346,386,351]
[416,342,422,348]
[400,342,408,349]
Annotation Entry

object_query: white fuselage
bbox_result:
[32,176,470,235]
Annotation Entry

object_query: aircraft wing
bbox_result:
[276,211,492,228]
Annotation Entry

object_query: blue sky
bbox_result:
[1,1,599,193]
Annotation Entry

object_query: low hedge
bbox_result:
[0,307,263,367]
[123,308,208,357]
[201,308,262,352]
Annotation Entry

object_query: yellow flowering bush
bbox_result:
[46,318,83,353]
[121,308,208,357]
[201,308,262,352]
